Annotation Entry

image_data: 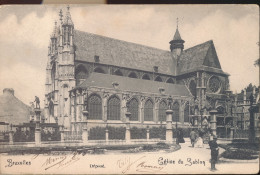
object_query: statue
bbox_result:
[34,96,40,109]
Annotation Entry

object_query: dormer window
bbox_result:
[112,82,119,89]
[159,87,165,94]
[153,66,158,72]
[94,55,100,63]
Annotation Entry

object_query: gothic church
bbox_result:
[44,7,231,136]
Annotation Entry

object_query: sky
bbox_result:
[0,5,259,105]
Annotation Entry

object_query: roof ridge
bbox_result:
[183,40,213,52]
[74,29,171,53]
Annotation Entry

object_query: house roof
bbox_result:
[0,89,32,125]
[75,72,191,97]
[74,30,175,75]
[74,30,226,76]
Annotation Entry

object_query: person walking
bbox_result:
[208,135,219,171]
[190,129,197,147]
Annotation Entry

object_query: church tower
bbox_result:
[170,18,185,75]
[44,6,75,128]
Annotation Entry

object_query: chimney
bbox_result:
[3,88,14,96]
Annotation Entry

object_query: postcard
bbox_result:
[0,4,259,174]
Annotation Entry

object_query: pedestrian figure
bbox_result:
[208,135,219,171]
[34,96,40,109]
[190,129,197,147]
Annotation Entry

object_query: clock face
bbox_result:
[209,76,221,93]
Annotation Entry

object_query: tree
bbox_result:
[254,58,260,67]
[240,83,259,93]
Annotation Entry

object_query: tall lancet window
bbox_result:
[88,94,102,120]
[128,98,139,121]
[107,96,121,120]
[172,102,180,122]
[144,99,154,121]
[184,102,190,122]
[158,100,167,121]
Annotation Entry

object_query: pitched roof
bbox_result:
[178,40,223,74]
[74,30,175,75]
[75,72,191,97]
[74,30,226,76]
[173,28,182,41]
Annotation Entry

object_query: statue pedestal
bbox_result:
[9,131,14,144]
[35,129,41,146]
[34,108,41,145]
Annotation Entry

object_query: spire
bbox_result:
[51,21,58,38]
[169,18,185,52]
[63,5,73,26]
[59,9,63,25]
[173,18,182,41]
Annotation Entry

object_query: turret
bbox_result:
[61,6,74,46]
[169,18,185,57]
[50,21,58,55]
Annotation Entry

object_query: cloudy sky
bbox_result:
[0,5,259,105]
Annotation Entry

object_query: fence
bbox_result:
[234,129,249,139]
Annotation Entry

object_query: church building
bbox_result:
[44,7,232,137]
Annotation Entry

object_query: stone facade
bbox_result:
[44,7,233,137]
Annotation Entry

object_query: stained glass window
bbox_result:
[144,99,154,121]
[184,103,189,122]
[128,72,138,78]
[128,98,139,121]
[107,96,121,120]
[166,78,174,84]
[114,69,123,76]
[155,76,163,82]
[172,102,179,122]
[87,94,102,120]
[142,74,150,80]
[189,80,197,97]
[158,100,167,121]
[209,76,221,93]
[94,67,105,74]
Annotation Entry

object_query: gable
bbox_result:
[177,40,212,74]
[203,43,222,69]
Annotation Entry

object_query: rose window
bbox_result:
[209,76,221,93]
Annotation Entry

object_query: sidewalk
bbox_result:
[175,141,259,174]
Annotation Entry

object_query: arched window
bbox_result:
[155,76,163,82]
[128,98,139,121]
[114,69,123,76]
[142,74,150,80]
[172,102,179,122]
[75,65,88,85]
[107,96,121,120]
[128,72,138,78]
[189,80,197,97]
[94,67,105,74]
[166,78,174,84]
[158,100,167,121]
[87,94,102,120]
[144,99,153,121]
[184,102,189,122]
